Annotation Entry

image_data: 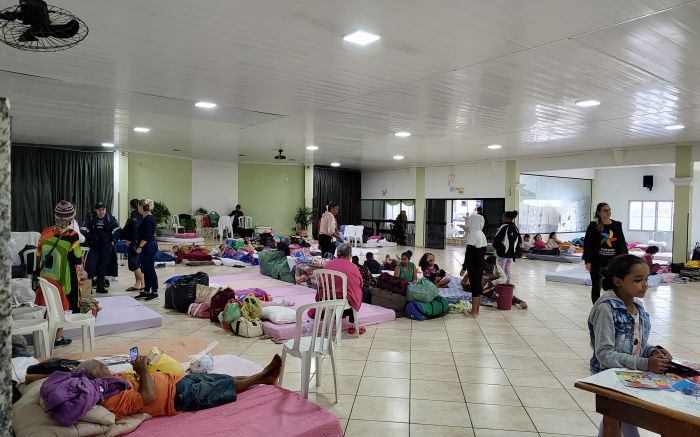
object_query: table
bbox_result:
[575,381,700,436]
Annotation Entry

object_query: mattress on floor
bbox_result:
[63,296,162,339]
[524,253,582,263]
[546,269,663,287]
[156,236,205,244]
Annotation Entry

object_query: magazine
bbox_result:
[615,371,673,389]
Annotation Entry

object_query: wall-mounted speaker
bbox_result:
[643,175,653,191]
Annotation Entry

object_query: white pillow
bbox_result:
[261,306,296,324]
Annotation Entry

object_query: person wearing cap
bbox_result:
[82,201,119,294]
[35,200,83,347]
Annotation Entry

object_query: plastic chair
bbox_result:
[217,216,234,242]
[172,216,185,234]
[342,225,356,246]
[38,277,95,354]
[312,269,359,345]
[11,315,50,358]
[279,300,346,401]
[349,225,364,247]
[238,216,253,230]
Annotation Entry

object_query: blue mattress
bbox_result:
[546,269,663,287]
[524,253,581,263]
[438,276,495,305]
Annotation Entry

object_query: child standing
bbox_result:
[493,210,521,284]
[588,255,671,437]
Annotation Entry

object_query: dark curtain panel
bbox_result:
[313,166,361,236]
[12,146,114,232]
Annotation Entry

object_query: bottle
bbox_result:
[304,320,312,337]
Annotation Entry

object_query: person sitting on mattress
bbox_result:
[352,255,375,302]
[77,354,283,419]
[533,234,546,249]
[643,246,661,275]
[364,252,383,275]
[418,253,450,288]
[520,234,533,252]
[314,242,366,335]
[546,232,562,250]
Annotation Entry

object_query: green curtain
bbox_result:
[386,200,400,206]
[402,200,415,206]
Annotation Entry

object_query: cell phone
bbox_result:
[130,346,138,362]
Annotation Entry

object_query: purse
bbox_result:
[232,317,263,338]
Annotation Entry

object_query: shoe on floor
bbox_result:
[144,293,159,301]
[54,336,72,348]
[518,301,528,309]
[96,289,109,294]
[135,292,149,299]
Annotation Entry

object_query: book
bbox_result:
[615,371,673,390]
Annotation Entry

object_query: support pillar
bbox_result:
[415,167,426,247]
[0,97,13,434]
[505,160,519,213]
[672,145,693,262]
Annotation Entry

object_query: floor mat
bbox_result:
[63,295,162,340]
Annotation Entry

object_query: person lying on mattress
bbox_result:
[461,256,528,309]
[76,354,283,419]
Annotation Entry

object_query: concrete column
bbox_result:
[0,97,13,434]
[415,167,426,247]
[505,160,519,213]
[672,145,693,262]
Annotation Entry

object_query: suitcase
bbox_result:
[370,287,406,317]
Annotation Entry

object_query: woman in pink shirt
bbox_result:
[318,202,341,257]
[315,243,366,335]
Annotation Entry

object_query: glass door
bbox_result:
[426,199,446,249]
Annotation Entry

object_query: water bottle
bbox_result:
[304,320,313,337]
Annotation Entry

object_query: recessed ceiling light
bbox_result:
[665,124,685,130]
[394,131,411,138]
[330,162,341,167]
[343,30,380,46]
[575,99,601,107]
[133,127,150,133]
[101,142,114,148]
[488,144,502,150]
[195,101,217,109]
[306,145,319,151]
[393,155,405,160]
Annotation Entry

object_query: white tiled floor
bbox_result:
[62,244,700,436]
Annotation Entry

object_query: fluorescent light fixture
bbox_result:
[195,101,217,109]
[343,30,380,46]
[575,99,601,107]
[133,127,150,133]
[330,162,341,167]
[305,145,319,151]
[393,155,405,160]
[488,144,502,150]
[665,124,685,130]
[101,142,114,148]
[394,131,411,138]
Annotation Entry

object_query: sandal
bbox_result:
[347,326,367,335]
[126,287,144,292]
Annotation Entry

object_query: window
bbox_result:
[628,201,674,232]
[518,174,592,233]
[360,199,416,233]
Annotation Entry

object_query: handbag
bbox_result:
[232,317,263,338]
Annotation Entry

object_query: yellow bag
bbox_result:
[685,260,700,269]
[147,347,185,376]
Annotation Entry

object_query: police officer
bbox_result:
[82,201,119,293]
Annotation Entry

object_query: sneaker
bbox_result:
[54,336,72,348]
[96,289,109,294]
[144,293,159,301]
[135,292,149,299]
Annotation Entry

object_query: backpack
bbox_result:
[693,243,700,261]
[187,302,211,318]
[407,278,439,303]
[166,272,210,313]
[376,272,408,295]
[231,317,263,338]
[222,299,242,324]
[240,293,263,320]
[209,287,236,322]
[405,296,449,321]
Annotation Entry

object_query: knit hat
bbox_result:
[54,200,76,221]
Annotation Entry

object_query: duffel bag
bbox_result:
[370,287,406,317]
[405,296,449,321]
[209,287,236,323]
[170,272,209,313]
[232,317,263,338]
[376,272,408,295]
[407,278,439,303]
[270,258,295,284]
[258,250,287,277]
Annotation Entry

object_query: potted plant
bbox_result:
[294,207,314,237]
[152,201,171,228]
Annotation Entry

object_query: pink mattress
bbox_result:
[127,385,342,437]
[63,296,162,339]
[210,273,273,283]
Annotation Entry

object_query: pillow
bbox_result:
[261,306,296,324]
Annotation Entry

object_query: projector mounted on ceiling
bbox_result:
[0,0,88,52]
[274,149,287,160]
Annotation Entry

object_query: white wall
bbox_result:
[191,159,238,214]
[425,161,506,198]
[362,168,417,199]
[593,165,676,246]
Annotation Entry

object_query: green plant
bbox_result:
[152,200,171,227]
[294,207,314,229]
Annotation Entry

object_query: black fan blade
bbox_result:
[18,29,38,42]
[47,19,79,38]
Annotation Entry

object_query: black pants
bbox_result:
[85,244,113,291]
[140,241,159,294]
[319,234,334,258]
[590,257,612,304]
[463,245,486,297]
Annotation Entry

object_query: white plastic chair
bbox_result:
[349,225,364,247]
[12,315,50,358]
[172,216,185,234]
[38,277,95,354]
[216,216,234,242]
[238,216,253,230]
[279,300,346,401]
[342,225,356,246]
[313,269,359,345]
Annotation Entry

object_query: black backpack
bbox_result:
[165,272,209,313]
[692,243,700,261]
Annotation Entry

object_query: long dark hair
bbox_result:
[601,254,646,291]
[595,202,609,232]
[418,253,433,271]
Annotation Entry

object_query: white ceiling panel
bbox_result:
[1,0,699,169]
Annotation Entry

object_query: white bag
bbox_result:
[232,317,263,338]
